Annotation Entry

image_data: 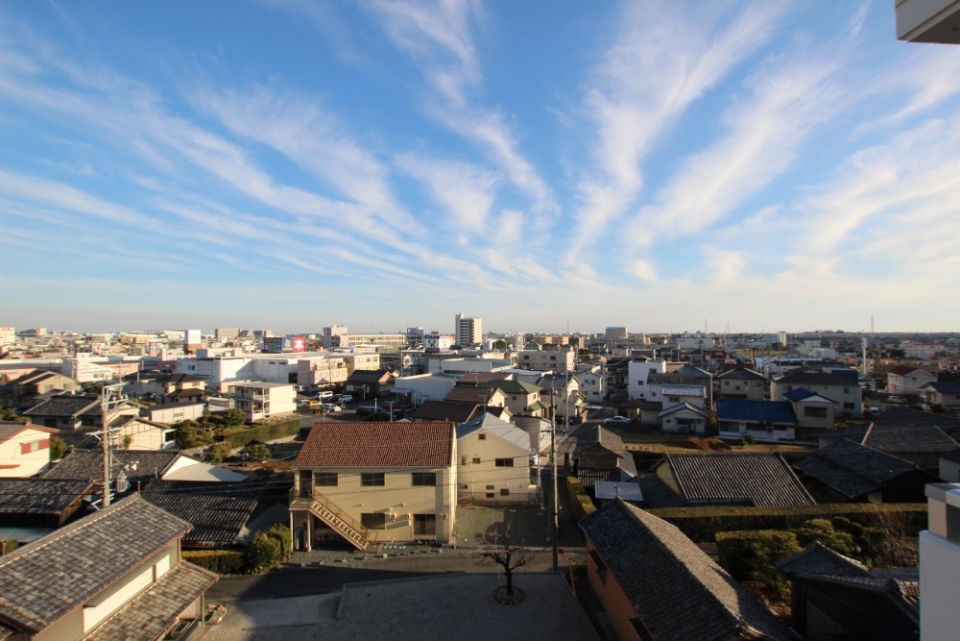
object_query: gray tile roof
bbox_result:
[410,400,479,422]
[826,422,960,454]
[716,399,797,424]
[0,495,191,633]
[43,450,182,484]
[23,394,100,418]
[580,500,798,641]
[0,478,92,517]
[80,562,217,641]
[717,367,765,381]
[662,452,815,507]
[793,440,918,499]
[141,481,261,548]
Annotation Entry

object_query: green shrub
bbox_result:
[716,530,802,600]
[267,523,292,561]
[209,442,234,463]
[220,419,300,448]
[246,531,282,573]
[245,444,271,462]
[182,549,246,575]
[565,476,596,522]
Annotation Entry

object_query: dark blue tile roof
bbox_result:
[716,399,797,423]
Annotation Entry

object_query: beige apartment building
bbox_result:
[290,422,457,550]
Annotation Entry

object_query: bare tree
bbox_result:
[472,532,535,598]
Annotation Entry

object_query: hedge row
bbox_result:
[183,524,293,575]
[183,549,246,575]
[221,419,301,448]
[647,503,927,543]
[565,475,596,522]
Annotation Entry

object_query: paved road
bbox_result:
[207,547,586,603]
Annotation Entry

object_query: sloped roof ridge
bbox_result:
[616,501,791,639]
[776,540,871,577]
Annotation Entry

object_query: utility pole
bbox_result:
[99,383,126,508]
[551,399,559,572]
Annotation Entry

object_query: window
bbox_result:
[472,456,481,464]
[495,458,514,467]
[804,406,827,418]
[500,488,510,496]
[361,473,385,486]
[412,472,437,486]
[843,402,854,409]
[459,484,468,490]
[163,431,176,443]
[361,513,386,529]
[413,514,437,536]
[843,387,850,394]
[669,397,680,403]
[315,472,338,486]
[20,439,49,454]
[478,433,486,440]
[486,485,495,490]
[588,550,608,584]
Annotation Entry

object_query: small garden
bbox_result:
[184,524,292,575]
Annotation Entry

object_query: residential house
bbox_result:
[538,372,585,423]
[107,415,177,451]
[886,365,935,396]
[562,424,638,489]
[777,542,918,641]
[604,358,631,399]
[344,369,394,400]
[658,402,709,435]
[793,440,936,503]
[920,380,960,409]
[0,422,59,478]
[442,384,507,410]
[715,399,797,443]
[232,382,296,421]
[819,422,960,472]
[140,401,205,424]
[141,481,263,549]
[297,354,349,389]
[575,363,606,404]
[716,366,766,400]
[648,365,713,406]
[22,393,108,430]
[289,422,457,550]
[482,379,548,418]
[653,452,815,507]
[0,478,92,545]
[0,494,218,641]
[160,373,206,405]
[782,388,837,436]
[3,370,81,405]
[44,449,248,496]
[626,359,666,401]
[456,413,535,504]
[580,499,799,641]
[409,400,483,423]
[772,370,862,417]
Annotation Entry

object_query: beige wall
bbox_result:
[719,378,765,400]
[457,430,533,504]
[0,427,54,477]
[299,461,457,543]
[114,420,175,451]
[586,540,645,641]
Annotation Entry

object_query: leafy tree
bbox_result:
[266,523,292,561]
[49,436,68,460]
[223,409,247,427]
[492,339,508,350]
[121,435,133,450]
[245,531,282,573]
[209,442,233,464]
[245,444,271,462]
[0,407,27,422]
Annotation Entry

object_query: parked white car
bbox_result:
[604,415,632,425]
[317,390,334,399]
[321,403,342,413]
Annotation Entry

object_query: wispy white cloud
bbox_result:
[566,1,787,259]
[631,47,845,243]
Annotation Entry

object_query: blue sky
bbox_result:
[2,1,959,336]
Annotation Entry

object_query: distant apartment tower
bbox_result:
[605,327,628,340]
[455,313,482,347]
[215,327,240,340]
[323,325,348,349]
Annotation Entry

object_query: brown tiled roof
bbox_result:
[662,452,815,507]
[80,562,217,641]
[443,386,494,404]
[295,422,455,468]
[0,495,191,634]
[580,500,798,641]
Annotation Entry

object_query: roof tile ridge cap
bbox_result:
[627,505,750,632]
[861,423,875,446]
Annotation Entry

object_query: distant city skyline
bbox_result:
[2,2,960,332]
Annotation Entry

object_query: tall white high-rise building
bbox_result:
[455,313,482,347]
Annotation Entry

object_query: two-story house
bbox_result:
[0,422,59,478]
[482,380,548,417]
[231,382,296,421]
[456,414,534,504]
[716,366,766,400]
[289,422,457,551]
[772,370,862,417]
